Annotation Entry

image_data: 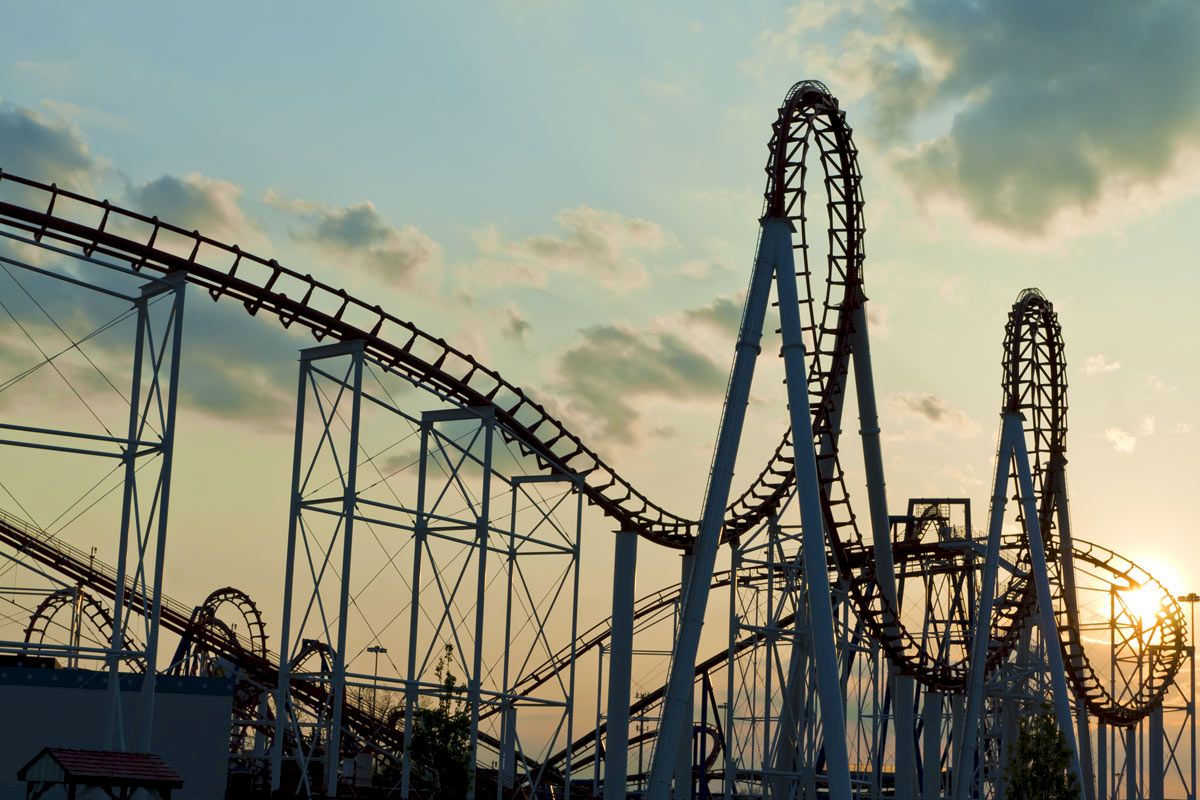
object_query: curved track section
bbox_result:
[0,84,1184,725]
[23,586,144,671]
[999,289,1186,725]
[0,82,971,691]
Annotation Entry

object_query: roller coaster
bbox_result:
[0,79,1193,800]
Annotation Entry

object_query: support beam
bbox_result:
[644,216,781,799]
[675,550,696,800]
[1011,414,1086,792]
[1126,727,1137,800]
[1150,705,1164,800]
[953,413,1017,800]
[850,304,915,799]
[922,691,943,800]
[771,219,851,798]
[604,531,638,800]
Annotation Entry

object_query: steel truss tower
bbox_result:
[0,245,186,752]
[270,340,581,799]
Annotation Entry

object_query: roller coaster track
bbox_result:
[0,508,419,763]
[0,80,1185,726]
[0,81,956,694]
[990,289,1187,725]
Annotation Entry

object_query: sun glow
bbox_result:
[1119,585,1164,632]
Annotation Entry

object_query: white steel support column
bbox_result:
[102,272,186,752]
[271,359,310,793]
[400,423,431,800]
[645,216,782,799]
[1126,727,1137,800]
[1010,413,1085,791]
[1098,722,1107,800]
[137,272,186,750]
[1055,478,1095,800]
[269,338,367,798]
[1149,706,1164,800]
[676,550,696,799]
[724,545,740,799]
[105,288,148,751]
[923,691,943,800]
[324,345,364,798]
[466,414,495,800]
[605,531,639,800]
[850,304,915,799]
[771,218,851,798]
[398,422,432,796]
[953,415,1017,800]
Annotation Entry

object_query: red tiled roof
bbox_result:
[19,748,183,787]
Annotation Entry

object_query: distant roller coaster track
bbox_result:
[0,80,1185,726]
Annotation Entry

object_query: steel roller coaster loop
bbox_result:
[0,77,1191,797]
[0,82,1174,712]
[23,586,145,672]
[995,289,1187,725]
[0,81,962,693]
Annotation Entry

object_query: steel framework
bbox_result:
[0,77,1193,800]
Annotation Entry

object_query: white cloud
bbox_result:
[127,173,260,246]
[1146,374,1176,392]
[1104,427,1137,454]
[471,206,675,292]
[1083,354,1120,375]
[265,190,440,288]
[889,392,978,438]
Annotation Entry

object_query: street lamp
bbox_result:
[1177,594,1199,799]
[367,645,388,718]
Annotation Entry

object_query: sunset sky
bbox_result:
[1,0,1199,703]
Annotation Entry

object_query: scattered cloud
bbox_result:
[472,206,674,292]
[500,305,531,341]
[1173,422,1192,436]
[15,61,72,84]
[1104,427,1137,454]
[1146,374,1176,393]
[546,293,744,446]
[265,190,441,288]
[126,173,260,245]
[866,303,890,339]
[553,322,725,445]
[755,0,1200,235]
[40,99,129,131]
[1083,354,1120,375]
[889,391,978,438]
[0,101,101,188]
[678,258,736,281]
[895,0,1200,234]
[682,293,743,338]
[1101,415,1156,454]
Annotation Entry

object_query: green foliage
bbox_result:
[1004,703,1082,800]
[408,643,471,798]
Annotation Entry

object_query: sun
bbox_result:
[1119,585,1164,632]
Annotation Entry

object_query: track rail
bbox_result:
[996,290,1186,725]
[0,83,1184,724]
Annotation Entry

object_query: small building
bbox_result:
[17,748,183,800]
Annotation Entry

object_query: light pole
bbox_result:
[368,645,388,719]
[1178,593,1199,800]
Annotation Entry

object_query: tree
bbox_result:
[1004,703,1082,800]
[408,644,471,798]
